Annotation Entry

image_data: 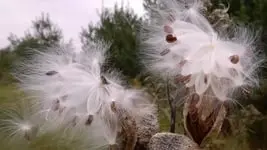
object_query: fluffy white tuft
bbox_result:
[14,41,155,146]
[141,0,264,101]
[0,100,41,142]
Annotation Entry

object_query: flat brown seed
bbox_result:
[242,87,251,95]
[160,49,170,56]
[46,70,58,76]
[85,115,94,125]
[229,55,239,64]
[204,75,208,84]
[229,68,238,77]
[101,75,109,85]
[71,116,78,126]
[166,34,177,43]
[51,99,60,111]
[167,14,175,22]
[179,60,187,67]
[164,25,173,33]
[176,74,191,83]
[191,93,200,103]
[110,101,117,113]
[59,107,65,114]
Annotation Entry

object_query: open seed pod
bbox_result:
[183,89,227,147]
[111,101,137,150]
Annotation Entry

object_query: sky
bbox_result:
[0,0,144,49]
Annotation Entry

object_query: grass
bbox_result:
[0,83,23,104]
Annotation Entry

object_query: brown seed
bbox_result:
[229,55,239,64]
[61,95,68,101]
[110,101,117,113]
[46,70,58,76]
[160,49,170,56]
[163,25,173,33]
[204,75,208,84]
[229,68,238,77]
[178,60,187,67]
[51,99,60,111]
[191,93,200,103]
[59,107,65,114]
[176,74,191,83]
[166,34,177,43]
[71,116,78,126]
[85,115,94,125]
[167,14,175,22]
[242,87,251,95]
[101,75,109,85]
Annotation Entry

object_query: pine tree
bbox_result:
[81,5,142,78]
[11,13,63,58]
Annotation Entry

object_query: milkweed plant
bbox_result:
[0,43,157,150]
[0,0,264,149]
[141,0,263,103]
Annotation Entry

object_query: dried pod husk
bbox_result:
[134,113,160,150]
[111,102,137,150]
[183,90,227,147]
[149,132,200,150]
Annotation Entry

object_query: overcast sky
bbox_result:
[0,0,144,49]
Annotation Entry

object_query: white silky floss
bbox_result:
[141,0,263,101]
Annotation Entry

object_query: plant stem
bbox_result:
[167,80,176,133]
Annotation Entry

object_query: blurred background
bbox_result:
[0,0,267,149]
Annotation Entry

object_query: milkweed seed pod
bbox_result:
[141,0,263,146]
[13,42,156,149]
[149,132,200,150]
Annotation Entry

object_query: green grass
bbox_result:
[0,83,23,104]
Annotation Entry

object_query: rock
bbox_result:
[149,133,200,150]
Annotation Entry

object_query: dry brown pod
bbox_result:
[183,91,227,147]
[149,132,200,150]
[111,101,137,150]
